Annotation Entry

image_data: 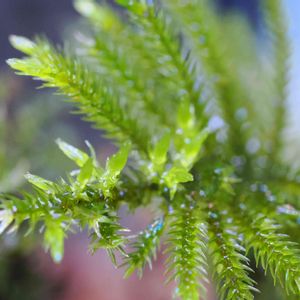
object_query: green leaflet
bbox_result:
[149,131,171,168]
[100,142,131,196]
[9,35,35,55]
[105,142,131,179]
[44,221,65,263]
[163,166,193,187]
[41,140,130,197]
[77,158,94,188]
[147,130,195,198]
[24,173,54,192]
[175,100,209,168]
[56,138,89,167]
[74,0,117,30]
[0,210,14,235]
[161,166,193,199]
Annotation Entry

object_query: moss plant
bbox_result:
[1,0,300,299]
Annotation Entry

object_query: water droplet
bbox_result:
[184,138,191,145]
[235,108,248,121]
[267,194,276,202]
[250,184,258,192]
[209,212,218,219]
[259,184,268,193]
[208,115,225,131]
[216,129,227,143]
[176,128,183,135]
[152,219,163,233]
[226,229,237,236]
[246,138,261,154]
[277,205,299,216]
[214,168,222,175]
[231,156,245,168]
[256,156,267,168]
[53,252,63,263]
[239,203,246,210]
[199,36,206,44]
[199,190,206,197]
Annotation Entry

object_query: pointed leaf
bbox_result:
[150,131,171,167]
[105,142,131,177]
[9,35,35,55]
[25,173,54,191]
[56,138,89,167]
[44,223,65,263]
[77,158,94,188]
[74,0,117,30]
[177,100,195,131]
[164,166,193,187]
[116,0,147,15]
[0,210,14,235]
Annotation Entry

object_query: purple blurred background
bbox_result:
[0,0,76,64]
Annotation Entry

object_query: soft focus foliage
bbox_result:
[1,0,300,299]
[0,74,76,299]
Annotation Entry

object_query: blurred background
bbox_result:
[0,1,299,299]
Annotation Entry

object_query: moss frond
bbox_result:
[7,37,159,153]
[2,0,300,299]
[122,218,164,278]
[207,208,257,300]
[165,196,208,300]
[243,213,300,294]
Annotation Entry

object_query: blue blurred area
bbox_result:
[0,0,103,146]
[0,0,76,65]
[0,0,261,66]
[215,0,261,29]
[286,0,300,125]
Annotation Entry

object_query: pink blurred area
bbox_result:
[36,235,172,300]
[32,209,216,300]
[31,208,173,300]
[34,224,175,300]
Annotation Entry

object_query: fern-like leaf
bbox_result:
[121,218,164,278]
[207,208,257,299]
[165,196,208,300]
[7,36,159,153]
[242,213,300,294]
